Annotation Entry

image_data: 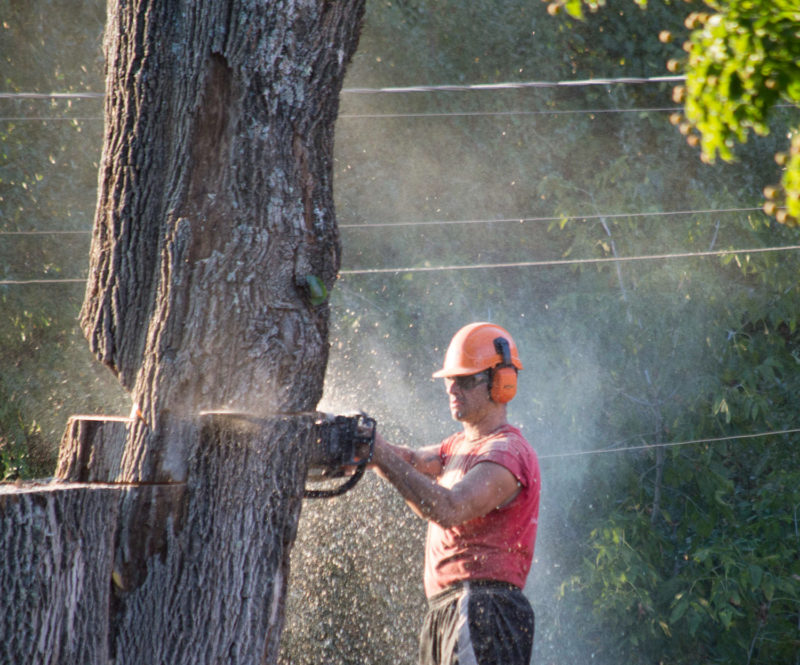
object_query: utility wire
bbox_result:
[343,75,686,94]
[5,243,799,286]
[338,106,680,119]
[539,427,800,460]
[0,116,102,121]
[0,76,686,102]
[0,207,765,237]
[339,244,800,276]
[339,207,763,229]
[0,92,104,99]
[0,107,684,122]
[338,104,800,119]
[0,278,86,285]
[6,103,796,122]
[1,230,90,236]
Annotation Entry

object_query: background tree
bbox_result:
[0,1,116,479]
[674,0,800,225]
[549,0,800,225]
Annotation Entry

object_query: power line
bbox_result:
[343,75,686,94]
[5,243,798,286]
[339,106,680,119]
[0,207,765,237]
[0,92,104,99]
[339,207,763,230]
[0,116,102,121]
[0,278,86,285]
[339,244,800,275]
[0,107,683,123]
[538,427,800,460]
[1,230,90,236]
[340,103,796,119]
[5,103,796,122]
[0,76,686,102]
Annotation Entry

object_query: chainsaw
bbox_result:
[304,412,376,499]
[199,409,375,498]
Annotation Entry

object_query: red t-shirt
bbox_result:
[423,424,541,598]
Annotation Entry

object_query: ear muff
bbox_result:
[490,337,518,403]
[490,366,517,403]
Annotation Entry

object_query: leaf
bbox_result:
[670,595,690,623]
[565,0,584,19]
[712,396,731,423]
[748,564,763,589]
[694,548,712,565]
[688,609,702,637]
[304,274,328,306]
[763,577,775,601]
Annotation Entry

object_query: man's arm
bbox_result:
[373,436,443,479]
[371,433,520,528]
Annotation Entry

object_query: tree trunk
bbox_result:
[108,413,316,665]
[82,0,363,483]
[0,1,364,663]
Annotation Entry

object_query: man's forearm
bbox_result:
[372,443,456,525]
[374,437,442,478]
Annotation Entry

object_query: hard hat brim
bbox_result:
[431,366,478,378]
[432,359,523,379]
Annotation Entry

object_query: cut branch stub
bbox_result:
[56,415,131,482]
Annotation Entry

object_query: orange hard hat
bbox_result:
[432,322,523,378]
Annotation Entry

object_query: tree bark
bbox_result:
[0,1,364,663]
[0,482,121,665]
[55,415,130,482]
[109,413,315,665]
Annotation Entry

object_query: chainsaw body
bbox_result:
[304,412,376,499]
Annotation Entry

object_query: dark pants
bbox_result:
[419,581,535,665]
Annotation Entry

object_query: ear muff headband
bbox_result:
[490,337,517,403]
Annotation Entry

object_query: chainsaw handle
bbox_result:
[303,463,367,499]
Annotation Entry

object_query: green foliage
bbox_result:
[559,439,800,664]
[678,0,800,224]
[553,0,800,222]
[544,232,800,663]
[559,430,800,664]
[0,385,44,480]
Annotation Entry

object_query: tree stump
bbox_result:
[0,411,315,665]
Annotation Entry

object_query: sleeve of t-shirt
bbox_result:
[438,433,459,467]
[474,435,531,488]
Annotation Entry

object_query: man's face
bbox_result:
[443,371,491,422]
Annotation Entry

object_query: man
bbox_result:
[369,322,541,665]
